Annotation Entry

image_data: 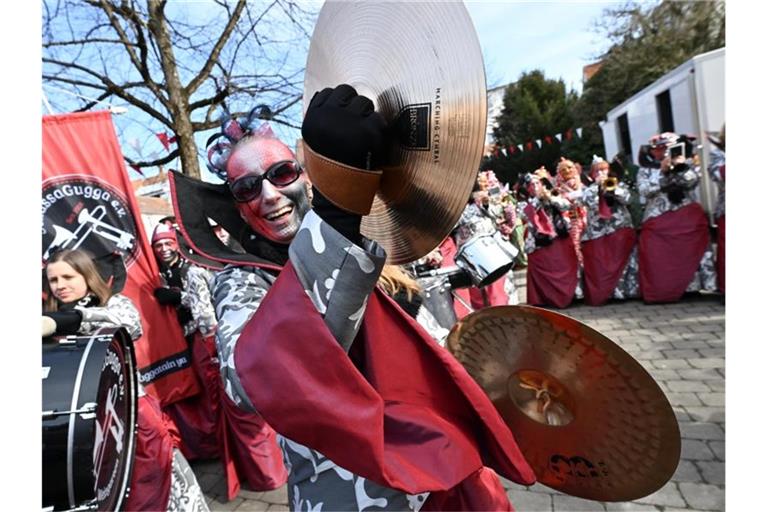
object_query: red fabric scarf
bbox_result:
[525,237,578,308]
[581,228,637,306]
[638,203,710,303]
[234,263,535,504]
[598,194,613,220]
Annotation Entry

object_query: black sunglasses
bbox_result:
[228,160,303,203]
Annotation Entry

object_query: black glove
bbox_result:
[312,186,363,246]
[43,310,83,336]
[301,84,388,170]
[665,184,685,205]
[154,287,182,306]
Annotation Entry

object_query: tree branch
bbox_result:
[185,0,247,96]
[125,148,180,169]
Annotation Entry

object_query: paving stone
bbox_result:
[671,459,703,483]
[708,440,725,461]
[667,380,710,392]
[662,349,699,359]
[635,350,664,360]
[198,472,226,493]
[680,422,725,440]
[260,486,288,505]
[681,439,716,461]
[653,359,692,370]
[648,369,680,381]
[697,392,725,406]
[633,481,685,508]
[670,340,711,350]
[507,489,552,511]
[665,392,703,407]
[696,460,725,485]
[234,501,269,512]
[689,358,725,369]
[687,323,724,333]
[266,505,290,512]
[552,494,606,511]
[604,503,659,511]
[237,489,265,500]
[678,482,725,510]
[706,380,725,392]
[697,348,725,358]
[680,332,720,341]
[209,497,245,511]
[677,368,722,381]
[685,406,725,423]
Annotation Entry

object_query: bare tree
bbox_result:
[43,0,317,178]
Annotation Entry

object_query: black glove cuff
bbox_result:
[154,287,183,306]
[312,186,363,246]
[44,310,83,335]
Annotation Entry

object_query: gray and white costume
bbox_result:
[708,146,725,219]
[212,210,428,511]
[636,165,717,292]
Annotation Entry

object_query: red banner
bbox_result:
[42,111,198,405]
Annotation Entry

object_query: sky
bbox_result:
[464,1,614,93]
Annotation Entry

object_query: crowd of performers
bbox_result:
[40,84,725,512]
[419,128,725,312]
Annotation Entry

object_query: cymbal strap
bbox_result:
[303,141,382,216]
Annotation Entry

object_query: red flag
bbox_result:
[544,135,553,145]
[156,132,176,150]
[43,111,199,405]
[525,141,534,151]
[508,145,517,154]
[565,129,573,141]
[130,163,146,178]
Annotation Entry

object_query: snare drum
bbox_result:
[455,231,519,288]
[42,327,138,511]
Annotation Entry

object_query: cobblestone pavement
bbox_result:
[191,292,725,512]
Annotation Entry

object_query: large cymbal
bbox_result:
[303,0,486,264]
[447,306,681,502]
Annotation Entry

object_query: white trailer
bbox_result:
[599,47,724,217]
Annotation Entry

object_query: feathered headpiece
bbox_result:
[205,104,276,182]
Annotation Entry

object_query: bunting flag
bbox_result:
[129,163,146,177]
[517,144,524,152]
[544,135,553,145]
[500,147,507,157]
[42,111,199,406]
[156,131,178,151]
[508,145,517,155]
[535,139,542,148]
[555,133,563,142]
[576,127,583,139]
[525,141,534,151]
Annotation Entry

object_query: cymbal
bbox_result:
[303,1,487,264]
[447,306,681,502]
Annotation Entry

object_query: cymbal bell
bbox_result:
[303,0,487,264]
[447,305,681,502]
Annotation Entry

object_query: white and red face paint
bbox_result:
[226,137,310,244]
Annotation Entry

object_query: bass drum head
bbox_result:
[92,328,137,511]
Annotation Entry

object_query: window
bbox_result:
[617,113,632,161]
[656,90,675,133]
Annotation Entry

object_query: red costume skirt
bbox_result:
[163,333,220,461]
[717,215,725,294]
[581,228,637,306]
[526,237,579,309]
[638,203,710,303]
[125,393,179,512]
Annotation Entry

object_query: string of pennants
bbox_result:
[492,127,583,157]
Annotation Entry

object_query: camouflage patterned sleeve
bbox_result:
[636,166,661,202]
[614,183,632,204]
[77,294,143,341]
[288,210,387,353]
[181,265,218,337]
[211,265,274,410]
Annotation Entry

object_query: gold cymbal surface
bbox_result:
[303,0,487,263]
[447,305,681,502]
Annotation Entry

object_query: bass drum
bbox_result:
[42,327,138,511]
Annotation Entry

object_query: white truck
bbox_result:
[599,47,724,218]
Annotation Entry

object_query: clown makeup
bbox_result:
[152,239,179,266]
[227,137,311,244]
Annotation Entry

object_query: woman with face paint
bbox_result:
[577,156,640,305]
[636,133,717,302]
[515,169,580,308]
[175,85,535,511]
[43,249,209,512]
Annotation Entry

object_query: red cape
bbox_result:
[581,227,637,306]
[525,237,578,309]
[638,203,710,303]
[234,262,535,499]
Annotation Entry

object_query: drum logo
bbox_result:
[93,344,129,506]
[42,175,139,266]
